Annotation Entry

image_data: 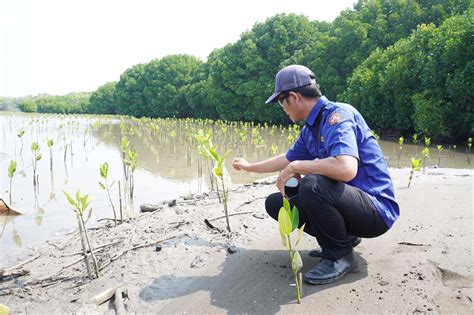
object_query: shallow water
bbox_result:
[0,112,472,267]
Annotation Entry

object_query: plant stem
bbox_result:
[79,215,99,278]
[76,212,92,278]
[106,184,117,226]
[220,177,231,232]
[408,170,414,188]
[287,235,301,303]
[9,177,13,204]
[118,180,123,223]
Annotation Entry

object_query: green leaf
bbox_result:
[36,154,42,161]
[100,162,109,179]
[214,166,222,178]
[278,207,292,236]
[283,197,291,213]
[62,190,77,208]
[295,223,306,247]
[291,205,299,231]
[99,181,106,190]
[8,160,17,178]
[84,207,93,224]
[31,142,39,151]
[291,251,303,273]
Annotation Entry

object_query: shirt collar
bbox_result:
[305,96,328,127]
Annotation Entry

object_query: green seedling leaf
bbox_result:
[63,190,78,208]
[214,166,222,178]
[47,139,54,147]
[36,154,42,161]
[208,147,219,162]
[278,207,293,236]
[291,205,299,231]
[283,197,291,213]
[31,142,39,151]
[100,162,109,179]
[8,160,17,178]
[292,251,303,273]
[99,181,106,190]
[84,207,93,224]
[294,223,306,247]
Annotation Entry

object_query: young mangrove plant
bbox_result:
[31,142,41,186]
[63,189,100,279]
[126,148,137,200]
[421,147,430,171]
[194,129,232,232]
[8,160,17,204]
[99,162,118,225]
[436,145,444,166]
[408,157,422,188]
[412,133,420,155]
[17,128,25,156]
[279,197,305,304]
[397,136,404,167]
[47,138,54,171]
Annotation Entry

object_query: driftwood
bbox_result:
[0,269,29,282]
[89,283,125,305]
[0,254,40,276]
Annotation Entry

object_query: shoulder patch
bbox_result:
[328,112,343,125]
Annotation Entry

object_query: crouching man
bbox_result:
[232,65,399,284]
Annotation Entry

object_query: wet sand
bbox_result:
[0,167,473,314]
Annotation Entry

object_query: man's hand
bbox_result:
[276,162,297,196]
[232,157,251,172]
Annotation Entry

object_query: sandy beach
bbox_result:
[0,167,473,314]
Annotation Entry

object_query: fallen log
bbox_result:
[89,283,125,305]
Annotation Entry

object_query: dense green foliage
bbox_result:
[343,12,473,139]
[5,0,472,140]
[17,92,91,114]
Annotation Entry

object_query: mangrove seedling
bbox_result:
[126,148,137,200]
[210,147,232,232]
[31,142,41,186]
[412,133,420,155]
[8,160,17,204]
[397,136,404,167]
[279,197,305,304]
[408,157,422,188]
[47,138,54,171]
[436,145,444,166]
[99,162,118,225]
[17,128,25,155]
[421,147,430,171]
[63,189,100,279]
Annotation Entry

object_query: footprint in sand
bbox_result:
[428,260,474,288]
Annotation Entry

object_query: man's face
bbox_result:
[277,92,300,123]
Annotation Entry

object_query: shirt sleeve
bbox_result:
[323,109,359,160]
[286,128,313,161]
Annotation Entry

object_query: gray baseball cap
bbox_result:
[265,65,317,104]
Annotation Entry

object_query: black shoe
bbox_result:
[304,251,358,285]
[308,237,361,258]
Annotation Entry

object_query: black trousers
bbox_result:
[265,174,389,261]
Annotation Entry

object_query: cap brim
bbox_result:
[265,92,280,104]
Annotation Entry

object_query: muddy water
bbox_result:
[0,113,472,267]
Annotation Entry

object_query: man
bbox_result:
[232,65,399,284]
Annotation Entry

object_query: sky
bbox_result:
[0,0,356,98]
